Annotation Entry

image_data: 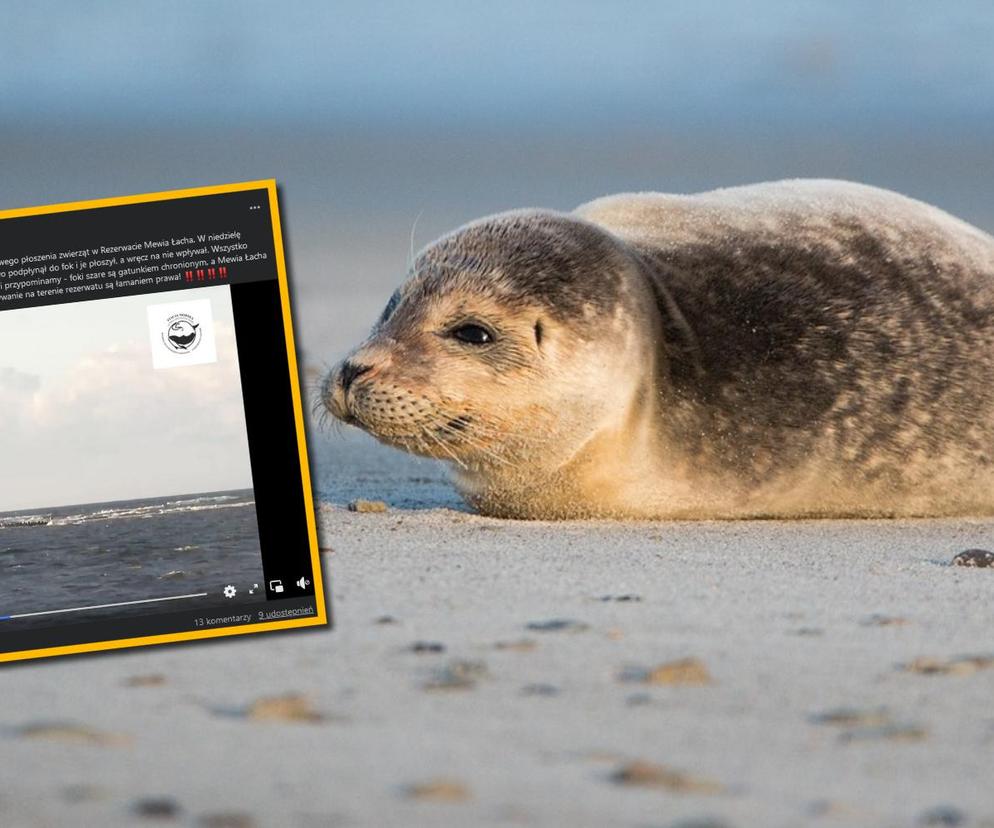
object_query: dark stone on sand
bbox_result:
[951,548,994,568]
[598,594,642,602]
[374,615,398,624]
[809,707,891,728]
[919,805,967,826]
[525,618,589,633]
[410,641,446,654]
[133,797,182,819]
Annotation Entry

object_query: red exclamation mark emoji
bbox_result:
[208,267,216,280]
[197,269,205,281]
[219,266,228,279]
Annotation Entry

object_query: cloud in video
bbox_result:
[0,286,250,509]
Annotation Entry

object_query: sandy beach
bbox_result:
[1,421,992,827]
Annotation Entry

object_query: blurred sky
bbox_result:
[2,1,993,128]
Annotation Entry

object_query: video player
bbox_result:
[0,181,328,662]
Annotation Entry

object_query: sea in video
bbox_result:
[0,489,264,622]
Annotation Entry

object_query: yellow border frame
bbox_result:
[0,180,328,664]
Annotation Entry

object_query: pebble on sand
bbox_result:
[610,760,722,794]
[860,614,909,627]
[838,723,928,743]
[243,693,326,723]
[15,721,131,747]
[918,805,967,826]
[809,707,891,728]
[409,641,446,654]
[525,618,589,633]
[902,655,994,676]
[493,639,537,652]
[521,683,560,696]
[789,627,824,637]
[123,674,168,687]
[811,710,926,745]
[197,813,257,828]
[348,499,388,513]
[424,660,489,691]
[951,549,994,568]
[132,797,182,819]
[622,658,714,687]
[404,779,472,802]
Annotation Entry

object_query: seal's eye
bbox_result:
[449,323,495,345]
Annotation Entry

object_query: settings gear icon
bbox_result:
[223,584,237,599]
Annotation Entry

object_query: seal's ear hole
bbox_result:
[534,319,544,346]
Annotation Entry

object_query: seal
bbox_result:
[323,179,994,519]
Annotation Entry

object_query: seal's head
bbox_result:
[323,210,666,515]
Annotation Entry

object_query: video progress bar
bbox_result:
[0,592,209,621]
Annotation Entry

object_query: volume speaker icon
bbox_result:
[296,576,310,590]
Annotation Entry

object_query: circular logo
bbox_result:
[162,313,202,354]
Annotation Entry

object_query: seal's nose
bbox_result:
[338,360,373,394]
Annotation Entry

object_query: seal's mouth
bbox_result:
[328,399,364,431]
[320,364,491,465]
[319,370,349,423]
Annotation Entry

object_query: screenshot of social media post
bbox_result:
[0,182,327,663]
